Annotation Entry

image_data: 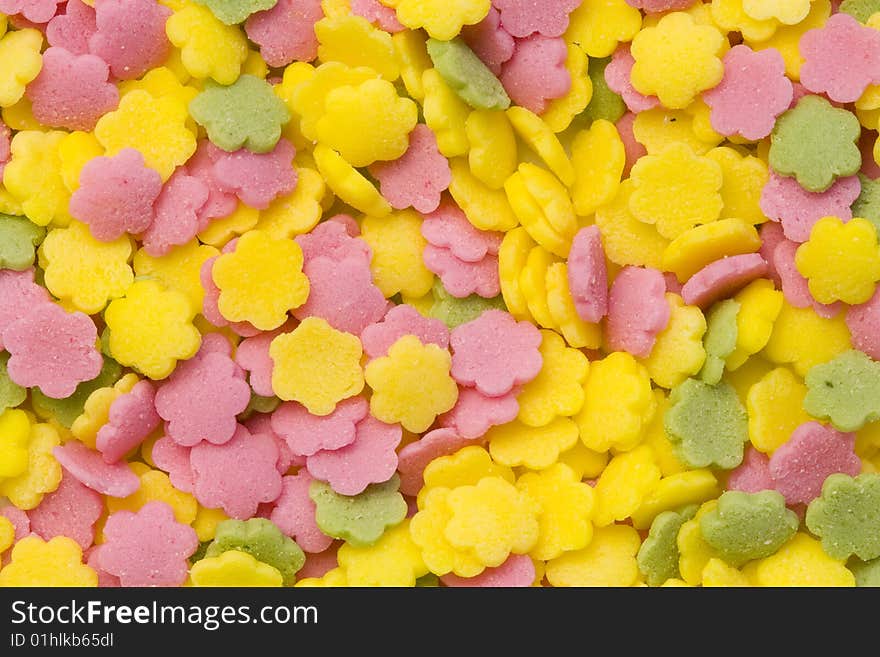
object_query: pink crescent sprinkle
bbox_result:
[69,148,162,242]
[269,471,334,553]
[726,446,774,494]
[96,380,161,464]
[53,441,141,498]
[350,0,404,32]
[47,0,97,55]
[0,269,51,352]
[212,139,298,211]
[141,168,211,257]
[438,385,520,439]
[244,0,323,68]
[567,225,609,324]
[295,218,373,267]
[703,45,794,141]
[397,428,479,496]
[441,553,535,587]
[492,0,581,38]
[461,6,515,76]
[293,255,389,335]
[800,12,880,103]
[4,304,102,399]
[500,34,571,114]
[306,415,402,496]
[155,336,251,448]
[450,309,543,397]
[420,199,503,263]
[759,172,860,243]
[605,266,670,358]
[369,124,451,214]
[150,437,195,494]
[271,397,368,457]
[773,240,843,318]
[847,287,880,360]
[27,468,104,551]
[680,253,768,308]
[235,323,293,398]
[26,46,119,132]
[88,0,172,81]
[605,45,660,114]
[769,422,862,506]
[0,0,63,23]
[360,304,450,360]
[98,501,198,587]
[423,246,501,299]
[190,424,283,519]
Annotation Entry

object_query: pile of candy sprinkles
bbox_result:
[3,0,880,588]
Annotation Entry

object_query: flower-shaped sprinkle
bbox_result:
[205,518,304,585]
[271,397,368,457]
[190,75,290,155]
[245,0,323,67]
[69,148,162,241]
[439,386,520,440]
[848,287,880,360]
[803,349,880,432]
[190,424,283,519]
[0,0,63,22]
[99,501,198,587]
[566,0,642,58]
[388,0,491,41]
[270,471,335,553]
[699,490,799,566]
[800,13,880,104]
[95,380,160,464]
[493,0,580,38]
[306,415,401,496]
[445,476,540,568]
[27,467,103,551]
[26,47,118,132]
[0,536,97,587]
[636,506,696,587]
[516,330,589,427]
[89,0,171,81]
[499,34,570,115]
[5,304,101,399]
[604,44,659,114]
[630,12,724,110]
[397,428,477,495]
[370,125,451,214]
[39,220,132,315]
[487,417,578,470]
[664,378,748,469]
[165,4,248,85]
[702,45,793,141]
[0,29,42,108]
[806,473,880,561]
[461,6,514,75]
[337,520,428,586]
[365,335,458,433]
[212,230,309,331]
[0,422,62,511]
[310,474,407,547]
[2,130,70,227]
[360,304,450,360]
[449,309,542,397]
[155,341,251,447]
[141,168,210,257]
[190,550,283,587]
[795,217,880,305]
[94,90,196,181]
[605,266,670,358]
[270,317,365,415]
[769,95,861,193]
[760,172,860,243]
[104,279,202,380]
[629,142,724,239]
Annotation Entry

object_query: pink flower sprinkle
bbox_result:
[245,0,323,68]
[350,0,404,32]
[450,309,543,397]
[0,0,63,23]
[605,45,659,114]
[703,45,794,141]
[69,148,162,242]
[27,468,104,550]
[493,0,581,38]
[605,266,670,358]
[461,6,515,75]
[88,0,172,81]
[760,172,860,243]
[295,218,372,267]
[360,304,450,360]
[46,0,97,55]
[800,13,880,103]
[269,471,334,553]
[847,287,880,360]
[141,168,211,257]
[212,138,298,210]
[421,199,503,263]
[0,269,51,352]
[96,380,161,464]
[500,34,571,114]
[438,385,520,439]
[567,225,609,324]
[271,397,368,457]
[423,246,501,299]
